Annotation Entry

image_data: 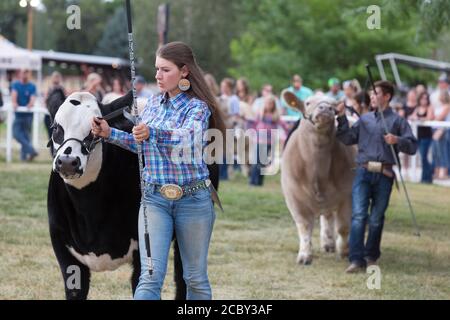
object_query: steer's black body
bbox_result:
[48,139,143,299]
[47,93,192,299]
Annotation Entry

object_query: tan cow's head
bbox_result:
[303,95,337,130]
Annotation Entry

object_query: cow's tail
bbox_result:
[173,239,186,300]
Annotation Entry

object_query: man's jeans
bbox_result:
[134,186,216,300]
[13,114,36,161]
[349,167,393,266]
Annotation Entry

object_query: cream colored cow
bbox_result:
[281,94,355,265]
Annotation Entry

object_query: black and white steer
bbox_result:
[47,91,188,299]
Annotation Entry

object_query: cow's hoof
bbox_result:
[297,254,313,265]
[323,244,335,253]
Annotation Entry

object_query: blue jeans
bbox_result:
[447,130,450,172]
[13,114,36,161]
[219,163,228,180]
[432,130,448,168]
[349,167,393,266]
[134,186,216,300]
[249,144,271,186]
[418,138,433,183]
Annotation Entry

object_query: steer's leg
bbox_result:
[291,205,315,265]
[335,199,351,258]
[49,228,91,300]
[131,249,141,296]
[320,213,335,253]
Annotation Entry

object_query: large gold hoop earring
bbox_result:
[178,78,191,91]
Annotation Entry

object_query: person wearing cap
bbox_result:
[326,77,345,101]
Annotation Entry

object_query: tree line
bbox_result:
[0,0,449,92]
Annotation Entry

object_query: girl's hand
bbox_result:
[91,117,111,138]
[133,123,150,142]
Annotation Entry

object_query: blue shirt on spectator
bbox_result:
[11,81,36,107]
[326,90,345,101]
[281,85,314,118]
[11,80,36,119]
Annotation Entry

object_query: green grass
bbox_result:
[0,162,449,299]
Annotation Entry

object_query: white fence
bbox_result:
[0,99,49,163]
[1,107,450,176]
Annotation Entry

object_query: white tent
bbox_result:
[0,35,42,70]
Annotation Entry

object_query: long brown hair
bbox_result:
[156,42,226,136]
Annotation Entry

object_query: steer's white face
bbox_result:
[51,92,103,189]
[304,95,337,130]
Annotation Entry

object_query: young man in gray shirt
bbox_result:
[335,80,418,273]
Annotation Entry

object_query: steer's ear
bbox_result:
[99,90,134,116]
[282,89,305,116]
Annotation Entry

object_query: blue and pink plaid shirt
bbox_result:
[106,92,211,186]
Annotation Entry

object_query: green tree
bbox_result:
[229,0,439,92]
[15,9,57,51]
[132,0,247,81]
[0,0,28,43]
[94,7,129,59]
[41,0,121,54]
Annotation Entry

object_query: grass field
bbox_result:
[0,161,449,300]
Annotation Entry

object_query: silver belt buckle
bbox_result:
[367,161,383,173]
[160,184,183,200]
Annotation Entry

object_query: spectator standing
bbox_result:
[432,90,450,180]
[410,92,434,183]
[236,77,255,106]
[280,74,313,118]
[45,71,66,137]
[102,78,125,104]
[83,73,105,101]
[219,78,240,179]
[250,96,280,186]
[252,84,281,116]
[326,77,344,101]
[11,69,38,161]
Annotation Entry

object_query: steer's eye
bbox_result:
[52,124,64,145]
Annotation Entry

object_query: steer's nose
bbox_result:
[55,155,81,176]
[319,105,333,112]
